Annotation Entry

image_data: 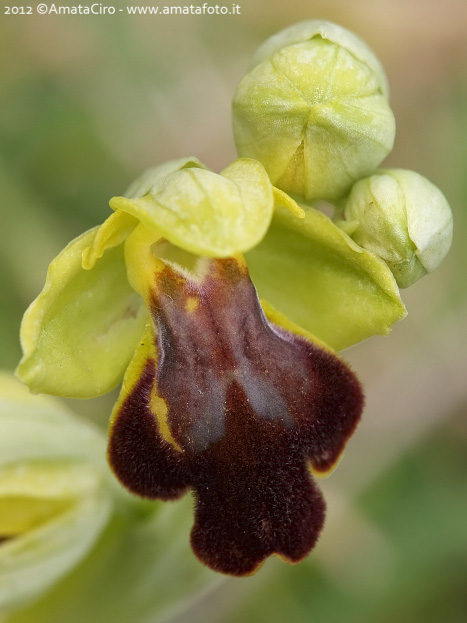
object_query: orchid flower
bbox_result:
[16,156,405,575]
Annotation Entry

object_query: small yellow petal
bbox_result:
[82,211,138,271]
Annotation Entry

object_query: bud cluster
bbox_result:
[232,20,452,287]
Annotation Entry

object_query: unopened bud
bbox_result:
[343,169,453,288]
[232,20,395,201]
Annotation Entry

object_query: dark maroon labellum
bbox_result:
[108,257,363,576]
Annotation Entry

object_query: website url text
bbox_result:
[4,4,242,16]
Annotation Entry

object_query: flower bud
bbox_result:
[343,169,453,288]
[232,20,396,201]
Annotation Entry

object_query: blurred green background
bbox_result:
[1,0,466,621]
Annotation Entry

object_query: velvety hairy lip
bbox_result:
[108,257,363,576]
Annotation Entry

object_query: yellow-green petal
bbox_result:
[246,203,406,351]
[16,228,148,398]
[110,158,274,257]
[81,210,138,271]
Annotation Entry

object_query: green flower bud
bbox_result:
[343,169,453,288]
[232,20,396,201]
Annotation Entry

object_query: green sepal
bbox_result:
[16,228,148,398]
[110,158,274,257]
[246,202,407,351]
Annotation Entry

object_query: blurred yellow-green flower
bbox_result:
[0,372,112,612]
